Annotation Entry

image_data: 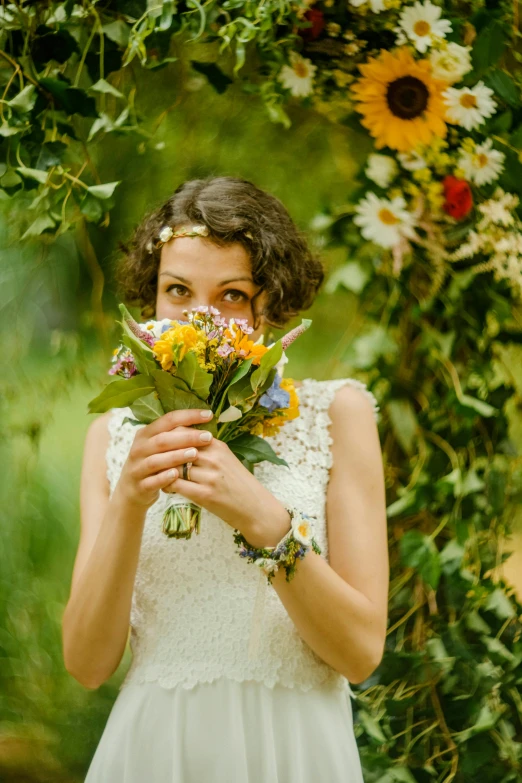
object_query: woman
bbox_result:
[63,175,389,782]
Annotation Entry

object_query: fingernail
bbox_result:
[184,447,197,458]
[168,468,178,480]
[199,431,212,442]
[200,410,213,418]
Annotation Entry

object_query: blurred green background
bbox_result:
[2,63,522,782]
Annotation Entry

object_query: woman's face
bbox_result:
[155,236,267,341]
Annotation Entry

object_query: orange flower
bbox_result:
[225,328,269,365]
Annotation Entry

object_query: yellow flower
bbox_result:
[351,47,448,152]
[152,324,204,371]
[280,378,300,421]
[225,328,269,365]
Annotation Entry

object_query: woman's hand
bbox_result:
[164,436,288,538]
[117,408,215,510]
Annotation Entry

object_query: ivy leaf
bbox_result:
[89,78,124,99]
[20,213,56,239]
[16,167,48,184]
[39,77,98,118]
[399,530,441,589]
[87,181,121,199]
[102,20,131,48]
[7,84,37,113]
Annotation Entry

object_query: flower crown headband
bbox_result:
[146,223,254,253]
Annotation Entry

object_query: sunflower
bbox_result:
[351,47,448,152]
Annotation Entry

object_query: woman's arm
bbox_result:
[62,408,217,689]
[62,413,148,689]
[245,384,389,684]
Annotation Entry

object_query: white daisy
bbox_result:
[394,0,452,53]
[277,51,317,97]
[292,512,314,547]
[354,192,417,248]
[141,318,174,339]
[458,139,505,186]
[429,42,472,83]
[443,82,497,130]
[365,154,399,189]
[349,0,386,12]
[397,150,427,171]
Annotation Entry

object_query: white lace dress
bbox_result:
[84,377,380,782]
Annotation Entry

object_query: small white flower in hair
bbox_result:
[159,226,174,243]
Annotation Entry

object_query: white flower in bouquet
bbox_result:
[394,0,452,53]
[354,192,417,248]
[458,139,505,186]
[142,318,175,339]
[277,52,317,97]
[365,154,399,189]
[443,82,496,130]
[429,42,472,83]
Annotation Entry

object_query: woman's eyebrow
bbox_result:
[159,272,254,285]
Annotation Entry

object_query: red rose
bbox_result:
[298,8,325,42]
[442,175,473,220]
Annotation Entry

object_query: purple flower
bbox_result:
[217,343,234,358]
[259,373,290,412]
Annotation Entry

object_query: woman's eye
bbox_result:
[166,285,188,297]
[224,290,248,303]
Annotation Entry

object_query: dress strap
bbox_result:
[300,377,380,471]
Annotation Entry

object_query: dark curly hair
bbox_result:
[113,175,325,330]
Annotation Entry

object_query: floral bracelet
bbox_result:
[233,507,322,585]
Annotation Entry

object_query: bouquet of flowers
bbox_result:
[88,303,310,539]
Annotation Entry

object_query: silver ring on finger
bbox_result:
[182,461,193,481]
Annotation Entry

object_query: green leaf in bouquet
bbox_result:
[227,357,253,388]
[87,374,155,413]
[176,351,213,400]
[250,340,283,391]
[152,369,218,435]
[227,373,258,412]
[152,367,190,408]
[227,433,289,467]
[130,391,165,423]
[118,303,158,375]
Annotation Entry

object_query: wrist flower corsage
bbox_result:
[233,507,321,585]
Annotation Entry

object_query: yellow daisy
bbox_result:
[351,47,448,152]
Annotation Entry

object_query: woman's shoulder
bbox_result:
[295,377,380,423]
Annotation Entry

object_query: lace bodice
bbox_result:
[105,377,380,695]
